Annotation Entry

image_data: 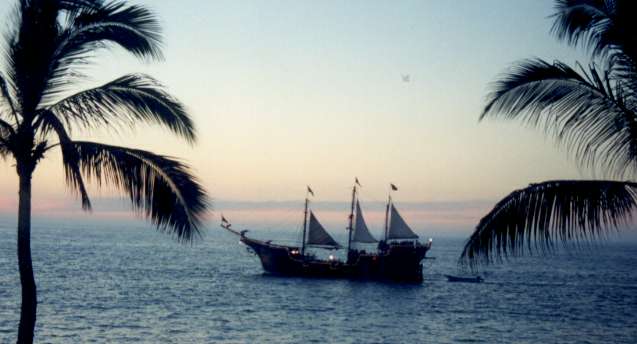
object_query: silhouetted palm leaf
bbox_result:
[73,141,207,242]
[551,0,637,102]
[59,0,103,10]
[0,119,14,159]
[64,1,162,59]
[49,74,195,141]
[0,120,9,158]
[467,2,637,267]
[1,2,207,341]
[482,58,637,178]
[0,118,13,137]
[0,73,18,119]
[0,145,9,159]
[5,1,66,115]
[37,110,91,209]
[45,1,163,102]
[552,0,637,60]
[3,0,163,112]
[460,180,637,267]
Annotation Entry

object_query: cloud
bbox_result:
[0,196,495,237]
[0,196,137,219]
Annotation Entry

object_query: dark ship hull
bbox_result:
[222,182,432,283]
[239,233,430,283]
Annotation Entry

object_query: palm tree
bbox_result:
[460,0,637,267]
[0,1,207,342]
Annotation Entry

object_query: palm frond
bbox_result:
[48,74,195,142]
[40,1,162,105]
[4,0,64,115]
[0,73,19,121]
[482,58,637,178]
[73,141,207,242]
[0,144,9,159]
[551,0,614,55]
[64,0,162,59]
[0,118,12,158]
[609,51,637,100]
[459,180,637,268]
[551,1,637,100]
[59,0,104,12]
[0,118,15,138]
[0,119,15,158]
[551,0,637,60]
[37,110,91,210]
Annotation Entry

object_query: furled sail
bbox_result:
[387,204,419,240]
[306,211,341,248]
[352,201,378,243]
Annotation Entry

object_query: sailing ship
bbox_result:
[221,181,432,282]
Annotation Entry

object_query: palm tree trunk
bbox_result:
[16,168,36,344]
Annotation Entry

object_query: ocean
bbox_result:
[1,218,636,343]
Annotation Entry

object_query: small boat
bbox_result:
[445,275,484,283]
[221,180,433,283]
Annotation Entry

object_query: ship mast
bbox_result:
[301,187,311,256]
[384,194,391,241]
[384,183,396,241]
[385,183,398,241]
[346,183,357,261]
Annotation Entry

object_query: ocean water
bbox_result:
[1,219,636,343]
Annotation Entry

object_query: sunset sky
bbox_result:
[0,1,590,232]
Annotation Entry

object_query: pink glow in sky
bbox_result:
[0,1,590,231]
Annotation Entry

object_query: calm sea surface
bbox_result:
[1,219,636,343]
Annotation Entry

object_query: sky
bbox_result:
[0,1,593,234]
